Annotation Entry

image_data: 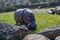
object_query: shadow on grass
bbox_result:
[30,29,37,34]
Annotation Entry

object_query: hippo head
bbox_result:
[27,21,37,30]
[23,8,37,30]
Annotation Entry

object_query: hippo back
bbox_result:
[14,9,25,23]
[23,9,35,23]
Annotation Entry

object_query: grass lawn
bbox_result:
[0,12,60,34]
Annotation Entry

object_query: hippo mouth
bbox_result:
[27,21,37,30]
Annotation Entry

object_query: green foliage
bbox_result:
[0,6,17,13]
[0,12,60,34]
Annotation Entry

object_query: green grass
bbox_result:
[0,12,60,34]
[35,13,60,33]
[0,12,16,24]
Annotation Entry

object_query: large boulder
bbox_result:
[23,34,50,40]
[55,36,60,40]
[38,25,60,40]
[0,22,30,40]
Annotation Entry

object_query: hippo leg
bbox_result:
[15,21,18,25]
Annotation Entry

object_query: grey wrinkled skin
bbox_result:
[38,25,60,40]
[23,34,50,40]
[14,8,37,30]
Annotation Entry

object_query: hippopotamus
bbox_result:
[14,8,37,30]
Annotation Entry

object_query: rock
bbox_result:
[0,22,30,40]
[55,36,60,40]
[23,34,50,40]
[38,25,60,40]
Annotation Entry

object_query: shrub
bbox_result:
[0,6,17,13]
